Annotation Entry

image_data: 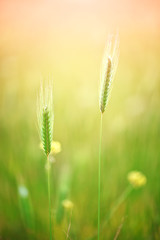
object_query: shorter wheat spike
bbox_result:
[37,82,54,156]
[41,106,52,156]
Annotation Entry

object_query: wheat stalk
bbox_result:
[98,34,119,240]
[37,81,54,240]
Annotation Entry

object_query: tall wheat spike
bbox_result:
[98,34,119,240]
[99,35,119,113]
[100,57,112,113]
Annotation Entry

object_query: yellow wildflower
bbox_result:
[40,142,44,150]
[62,199,74,210]
[40,141,61,155]
[127,171,147,188]
[51,141,61,155]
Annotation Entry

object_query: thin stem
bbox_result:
[98,113,103,240]
[104,185,133,224]
[47,155,53,240]
[66,209,72,240]
[88,185,133,240]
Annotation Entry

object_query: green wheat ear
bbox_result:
[41,106,52,156]
[37,81,54,156]
[100,57,112,113]
[99,34,119,114]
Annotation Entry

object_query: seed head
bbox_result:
[99,34,119,113]
[37,82,54,156]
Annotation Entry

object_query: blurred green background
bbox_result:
[0,0,160,239]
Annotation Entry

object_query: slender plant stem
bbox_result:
[98,113,103,240]
[66,209,72,240]
[105,185,133,224]
[47,155,53,240]
[87,185,133,240]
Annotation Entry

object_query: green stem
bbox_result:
[102,185,133,227]
[88,185,133,240]
[98,113,103,240]
[66,209,72,240]
[47,155,53,240]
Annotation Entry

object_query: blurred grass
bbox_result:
[0,31,160,240]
